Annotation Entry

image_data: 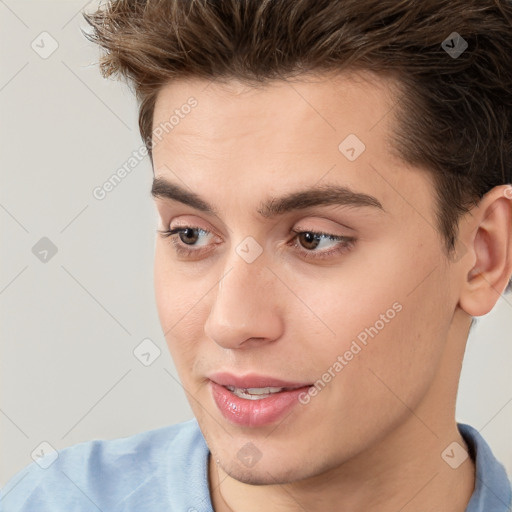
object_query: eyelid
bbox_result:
[155,205,229,237]
[157,224,215,242]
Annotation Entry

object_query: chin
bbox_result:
[223,463,301,486]
[219,452,327,486]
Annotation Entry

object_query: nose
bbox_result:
[203,248,284,350]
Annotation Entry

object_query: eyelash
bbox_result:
[157,225,356,261]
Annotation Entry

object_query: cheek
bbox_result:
[154,246,204,327]
[154,248,204,354]
[153,248,175,330]
[297,243,449,396]
[288,264,403,356]
[340,280,449,417]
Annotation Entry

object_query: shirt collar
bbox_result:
[458,423,511,512]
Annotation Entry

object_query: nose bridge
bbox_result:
[204,241,282,348]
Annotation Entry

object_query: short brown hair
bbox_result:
[82,0,512,294]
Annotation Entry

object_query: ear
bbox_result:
[457,184,512,317]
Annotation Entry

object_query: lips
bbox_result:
[208,372,311,389]
[207,372,313,427]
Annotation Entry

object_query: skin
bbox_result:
[150,71,512,512]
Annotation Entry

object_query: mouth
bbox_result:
[207,372,313,427]
[224,385,307,400]
[207,371,312,390]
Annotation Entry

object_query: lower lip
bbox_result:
[209,381,312,427]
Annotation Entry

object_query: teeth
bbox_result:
[226,385,286,400]
[245,386,285,394]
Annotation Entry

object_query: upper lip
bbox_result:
[208,372,312,389]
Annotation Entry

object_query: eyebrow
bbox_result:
[151,177,385,218]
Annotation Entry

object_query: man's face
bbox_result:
[151,72,462,484]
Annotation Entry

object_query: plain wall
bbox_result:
[1,0,511,488]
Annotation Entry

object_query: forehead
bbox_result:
[150,71,434,225]
[152,70,399,145]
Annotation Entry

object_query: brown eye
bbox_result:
[297,232,322,250]
[179,227,200,245]
[290,229,356,261]
[156,225,215,258]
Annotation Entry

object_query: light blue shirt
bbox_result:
[1,420,510,511]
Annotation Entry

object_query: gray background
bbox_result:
[1,0,511,488]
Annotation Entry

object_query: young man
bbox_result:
[2,1,511,511]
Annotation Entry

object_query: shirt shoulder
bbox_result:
[458,423,512,512]
[0,419,211,512]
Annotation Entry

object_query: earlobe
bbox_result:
[457,185,512,317]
